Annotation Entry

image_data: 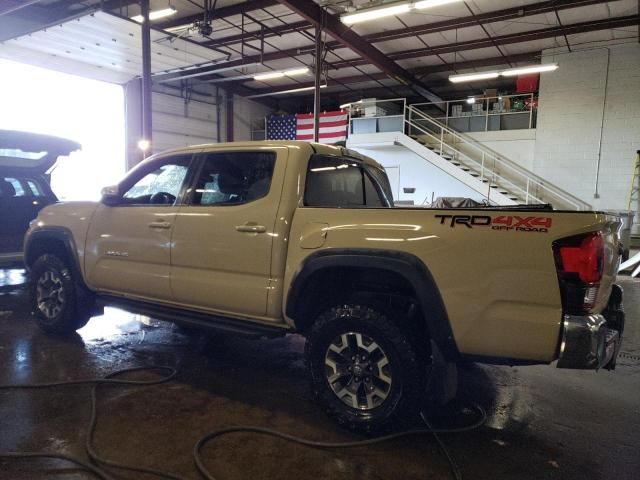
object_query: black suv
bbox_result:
[0,130,80,266]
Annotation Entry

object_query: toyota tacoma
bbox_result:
[24,141,625,432]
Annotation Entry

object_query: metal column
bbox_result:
[140,0,153,155]
[226,91,234,142]
[313,25,322,143]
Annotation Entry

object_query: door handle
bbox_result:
[235,223,266,233]
[148,221,171,229]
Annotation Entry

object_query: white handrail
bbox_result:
[406,105,591,210]
[403,115,545,204]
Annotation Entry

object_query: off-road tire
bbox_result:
[31,254,92,334]
[306,303,424,433]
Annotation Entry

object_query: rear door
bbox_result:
[170,147,287,319]
[0,175,56,258]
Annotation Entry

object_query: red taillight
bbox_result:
[557,232,604,283]
[553,232,605,314]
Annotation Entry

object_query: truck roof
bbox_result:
[150,140,384,170]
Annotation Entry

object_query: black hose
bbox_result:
[0,366,486,480]
[193,406,486,480]
[0,366,184,480]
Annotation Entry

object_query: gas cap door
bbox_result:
[300,222,329,249]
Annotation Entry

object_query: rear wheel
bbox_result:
[31,254,92,334]
[306,303,425,433]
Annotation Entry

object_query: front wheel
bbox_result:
[305,303,425,433]
[31,254,92,334]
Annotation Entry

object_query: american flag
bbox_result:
[266,114,297,140]
[266,111,348,144]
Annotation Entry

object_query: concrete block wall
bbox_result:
[534,43,640,215]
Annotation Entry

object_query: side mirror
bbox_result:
[101,185,121,206]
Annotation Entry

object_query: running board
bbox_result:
[97,295,290,337]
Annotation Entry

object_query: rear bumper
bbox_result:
[557,284,624,370]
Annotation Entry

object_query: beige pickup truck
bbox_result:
[24,141,625,431]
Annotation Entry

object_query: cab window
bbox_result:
[304,155,387,207]
[190,151,276,206]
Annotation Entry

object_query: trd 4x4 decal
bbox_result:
[435,214,552,232]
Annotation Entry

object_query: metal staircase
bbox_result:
[404,105,591,210]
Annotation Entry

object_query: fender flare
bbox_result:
[286,248,459,360]
[24,226,84,283]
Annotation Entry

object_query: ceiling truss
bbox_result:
[1,0,637,103]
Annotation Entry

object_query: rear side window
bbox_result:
[1,177,26,198]
[304,155,386,207]
[191,151,276,206]
[27,180,44,197]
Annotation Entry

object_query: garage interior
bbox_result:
[1,0,639,479]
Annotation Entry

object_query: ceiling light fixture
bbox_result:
[449,71,500,83]
[341,3,411,25]
[339,99,363,109]
[341,0,462,25]
[247,84,327,99]
[500,63,559,77]
[448,63,559,83]
[131,6,177,23]
[254,67,310,81]
[414,0,462,9]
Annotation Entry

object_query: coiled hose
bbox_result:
[0,366,486,480]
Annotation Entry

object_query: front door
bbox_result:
[170,148,287,319]
[84,153,193,302]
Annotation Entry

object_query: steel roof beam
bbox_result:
[202,20,309,48]
[236,52,541,96]
[366,0,615,43]
[199,0,613,55]
[155,0,279,30]
[159,13,635,86]
[277,0,441,102]
[331,14,640,69]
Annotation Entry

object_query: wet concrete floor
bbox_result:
[0,271,638,480]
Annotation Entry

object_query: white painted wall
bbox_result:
[534,43,640,214]
[466,129,536,171]
[352,144,484,205]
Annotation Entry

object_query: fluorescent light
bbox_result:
[340,100,362,109]
[449,71,500,83]
[247,84,327,99]
[341,3,411,25]
[254,71,285,81]
[415,0,462,9]
[131,7,177,23]
[341,0,462,25]
[501,63,559,77]
[254,67,310,81]
[285,67,310,76]
[466,97,475,104]
[448,63,559,83]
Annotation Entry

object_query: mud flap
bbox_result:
[426,340,458,404]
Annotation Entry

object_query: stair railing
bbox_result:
[404,111,539,204]
[405,105,591,210]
